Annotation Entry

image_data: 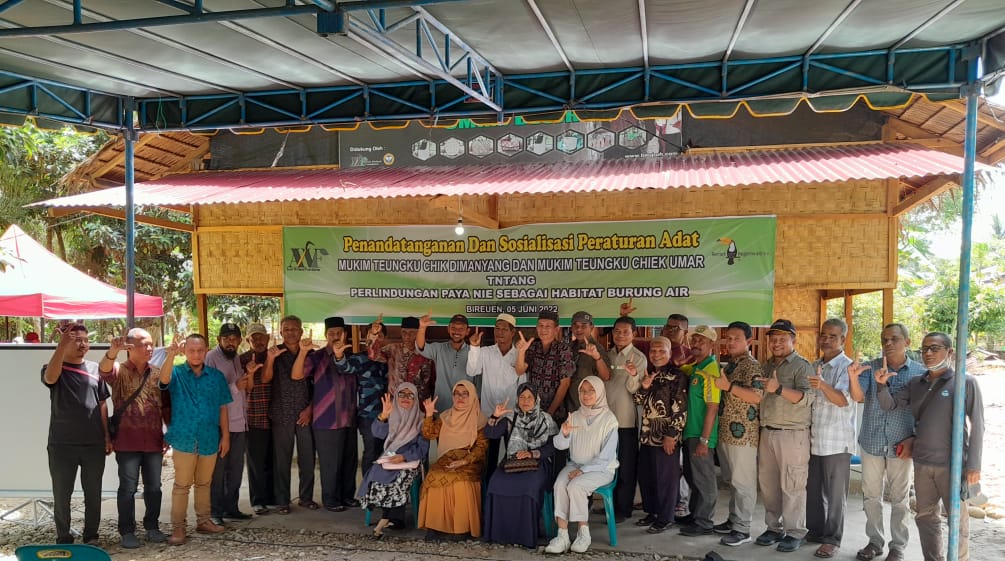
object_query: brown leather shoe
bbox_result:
[814,543,840,558]
[167,528,186,546]
[195,520,225,534]
[857,543,883,561]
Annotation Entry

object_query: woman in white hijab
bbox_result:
[545,376,620,554]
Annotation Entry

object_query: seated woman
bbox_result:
[482,383,559,548]
[357,383,428,538]
[632,336,688,534]
[545,376,619,555]
[418,380,488,540]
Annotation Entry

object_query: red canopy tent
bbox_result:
[0,224,163,319]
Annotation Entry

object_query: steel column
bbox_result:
[124,97,136,328]
[948,46,980,561]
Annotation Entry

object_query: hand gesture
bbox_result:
[423,395,438,417]
[624,360,638,377]
[469,327,483,347]
[578,342,601,360]
[561,417,580,437]
[166,334,185,355]
[266,345,287,362]
[619,298,637,317]
[108,336,133,355]
[847,358,872,380]
[714,372,731,391]
[419,309,436,329]
[493,398,513,419]
[515,331,535,353]
[300,329,318,353]
[369,314,384,336]
[380,392,394,419]
[764,371,780,394]
[245,355,263,376]
[874,357,893,385]
[808,364,823,390]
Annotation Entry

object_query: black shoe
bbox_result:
[647,521,671,534]
[325,504,347,512]
[424,529,442,542]
[223,511,253,520]
[721,530,752,546]
[679,523,714,536]
[674,514,694,525]
[635,514,658,527]
[755,529,785,546]
[342,498,361,508]
[712,521,732,534]
[386,518,407,530]
[777,535,805,553]
[209,516,224,526]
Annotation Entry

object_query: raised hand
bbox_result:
[245,355,263,376]
[874,357,893,385]
[419,309,436,328]
[764,370,780,394]
[266,345,287,362]
[166,333,185,355]
[493,398,513,419]
[380,392,394,419]
[332,343,353,360]
[107,335,133,355]
[515,331,535,353]
[423,395,438,417]
[370,314,384,336]
[561,417,580,437]
[578,342,601,360]
[847,358,873,380]
[619,297,637,316]
[808,364,823,390]
[470,327,484,347]
[624,360,638,377]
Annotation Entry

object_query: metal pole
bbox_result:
[124,97,137,329]
[948,45,980,561]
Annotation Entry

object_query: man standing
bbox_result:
[42,324,110,546]
[712,321,764,546]
[294,316,359,512]
[207,323,254,524]
[416,312,470,410]
[806,319,856,559]
[678,325,721,537]
[466,313,523,479]
[369,316,435,405]
[357,322,389,478]
[263,315,316,514]
[566,311,611,412]
[661,314,692,367]
[604,315,646,523]
[755,319,814,553]
[847,323,926,561]
[100,328,168,548]
[877,332,984,561]
[159,334,232,545]
[516,310,575,421]
[240,323,275,515]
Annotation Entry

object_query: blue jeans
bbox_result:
[115,450,163,535]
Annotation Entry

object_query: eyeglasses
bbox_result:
[452,390,470,398]
[396,391,415,399]
[579,387,596,395]
[920,345,947,354]
[664,325,682,332]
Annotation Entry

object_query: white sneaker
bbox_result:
[571,526,592,553]
[544,531,571,554]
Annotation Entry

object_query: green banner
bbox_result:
[284,217,776,327]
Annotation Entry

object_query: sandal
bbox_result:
[276,505,291,515]
[298,500,320,510]
[372,518,390,540]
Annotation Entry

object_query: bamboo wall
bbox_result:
[193,178,898,359]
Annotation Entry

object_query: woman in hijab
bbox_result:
[632,336,689,534]
[418,379,488,540]
[482,382,559,548]
[357,382,428,538]
[545,376,620,555]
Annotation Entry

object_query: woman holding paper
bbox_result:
[418,379,488,540]
[357,383,428,539]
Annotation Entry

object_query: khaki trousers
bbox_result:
[172,450,218,527]
[757,427,809,538]
[914,462,969,561]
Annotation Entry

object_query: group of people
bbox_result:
[41,306,984,561]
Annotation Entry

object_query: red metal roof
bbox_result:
[38,144,977,208]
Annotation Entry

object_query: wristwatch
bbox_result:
[699,437,709,445]
[774,385,783,396]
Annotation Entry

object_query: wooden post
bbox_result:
[882,288,894,327]
[196,293,208,336]
[843,291,854,356]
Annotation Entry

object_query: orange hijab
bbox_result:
[434,380,487,460]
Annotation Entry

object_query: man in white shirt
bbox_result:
[467,313,523,479]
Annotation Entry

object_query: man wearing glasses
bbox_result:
[876,332,984,561]
[660,314,692,367]
[846,324,926,561]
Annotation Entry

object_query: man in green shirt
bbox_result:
[678,325,721,536]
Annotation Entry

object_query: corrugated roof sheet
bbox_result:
[37,144,978,208]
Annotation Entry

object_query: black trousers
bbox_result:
[245,428,275,507]
[314,427,358,507]
[807,452,851,545]
[48,444,105,543]
[614,427,639,518]
[638,444,681,525]
[358,418,384,480]
[272,422,315,505]
[115,450,163,535]
[211,431,247,516]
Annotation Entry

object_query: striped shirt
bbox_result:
[810,353,856,456]
[303,347,357,430]
[240,350,271,430]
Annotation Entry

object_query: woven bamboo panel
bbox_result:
[773,288,822,358]
[775,217,890,285]
[196,228,283,292]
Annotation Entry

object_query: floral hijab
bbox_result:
[506,382,558,457]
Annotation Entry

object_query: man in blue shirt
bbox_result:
[159,333,232,545]
[847,323,926,561]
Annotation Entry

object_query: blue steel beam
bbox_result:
[0,0,25,15]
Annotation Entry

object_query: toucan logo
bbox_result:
[717,237,739,265]
[287,241,329,271]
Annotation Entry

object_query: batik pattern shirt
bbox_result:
[633,364,688,447]
[718,353,764,448]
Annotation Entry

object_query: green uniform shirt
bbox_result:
[682,356,721,447]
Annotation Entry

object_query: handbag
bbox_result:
[501,456,539,474]
[376,456,420,470]
[109,367,151,441]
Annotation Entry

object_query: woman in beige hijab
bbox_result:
[418,379,488,540]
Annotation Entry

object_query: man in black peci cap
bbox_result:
[516,310,575,422]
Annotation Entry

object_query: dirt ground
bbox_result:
[2,366,1003,561]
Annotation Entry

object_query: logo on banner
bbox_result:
[287,241,329,272]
